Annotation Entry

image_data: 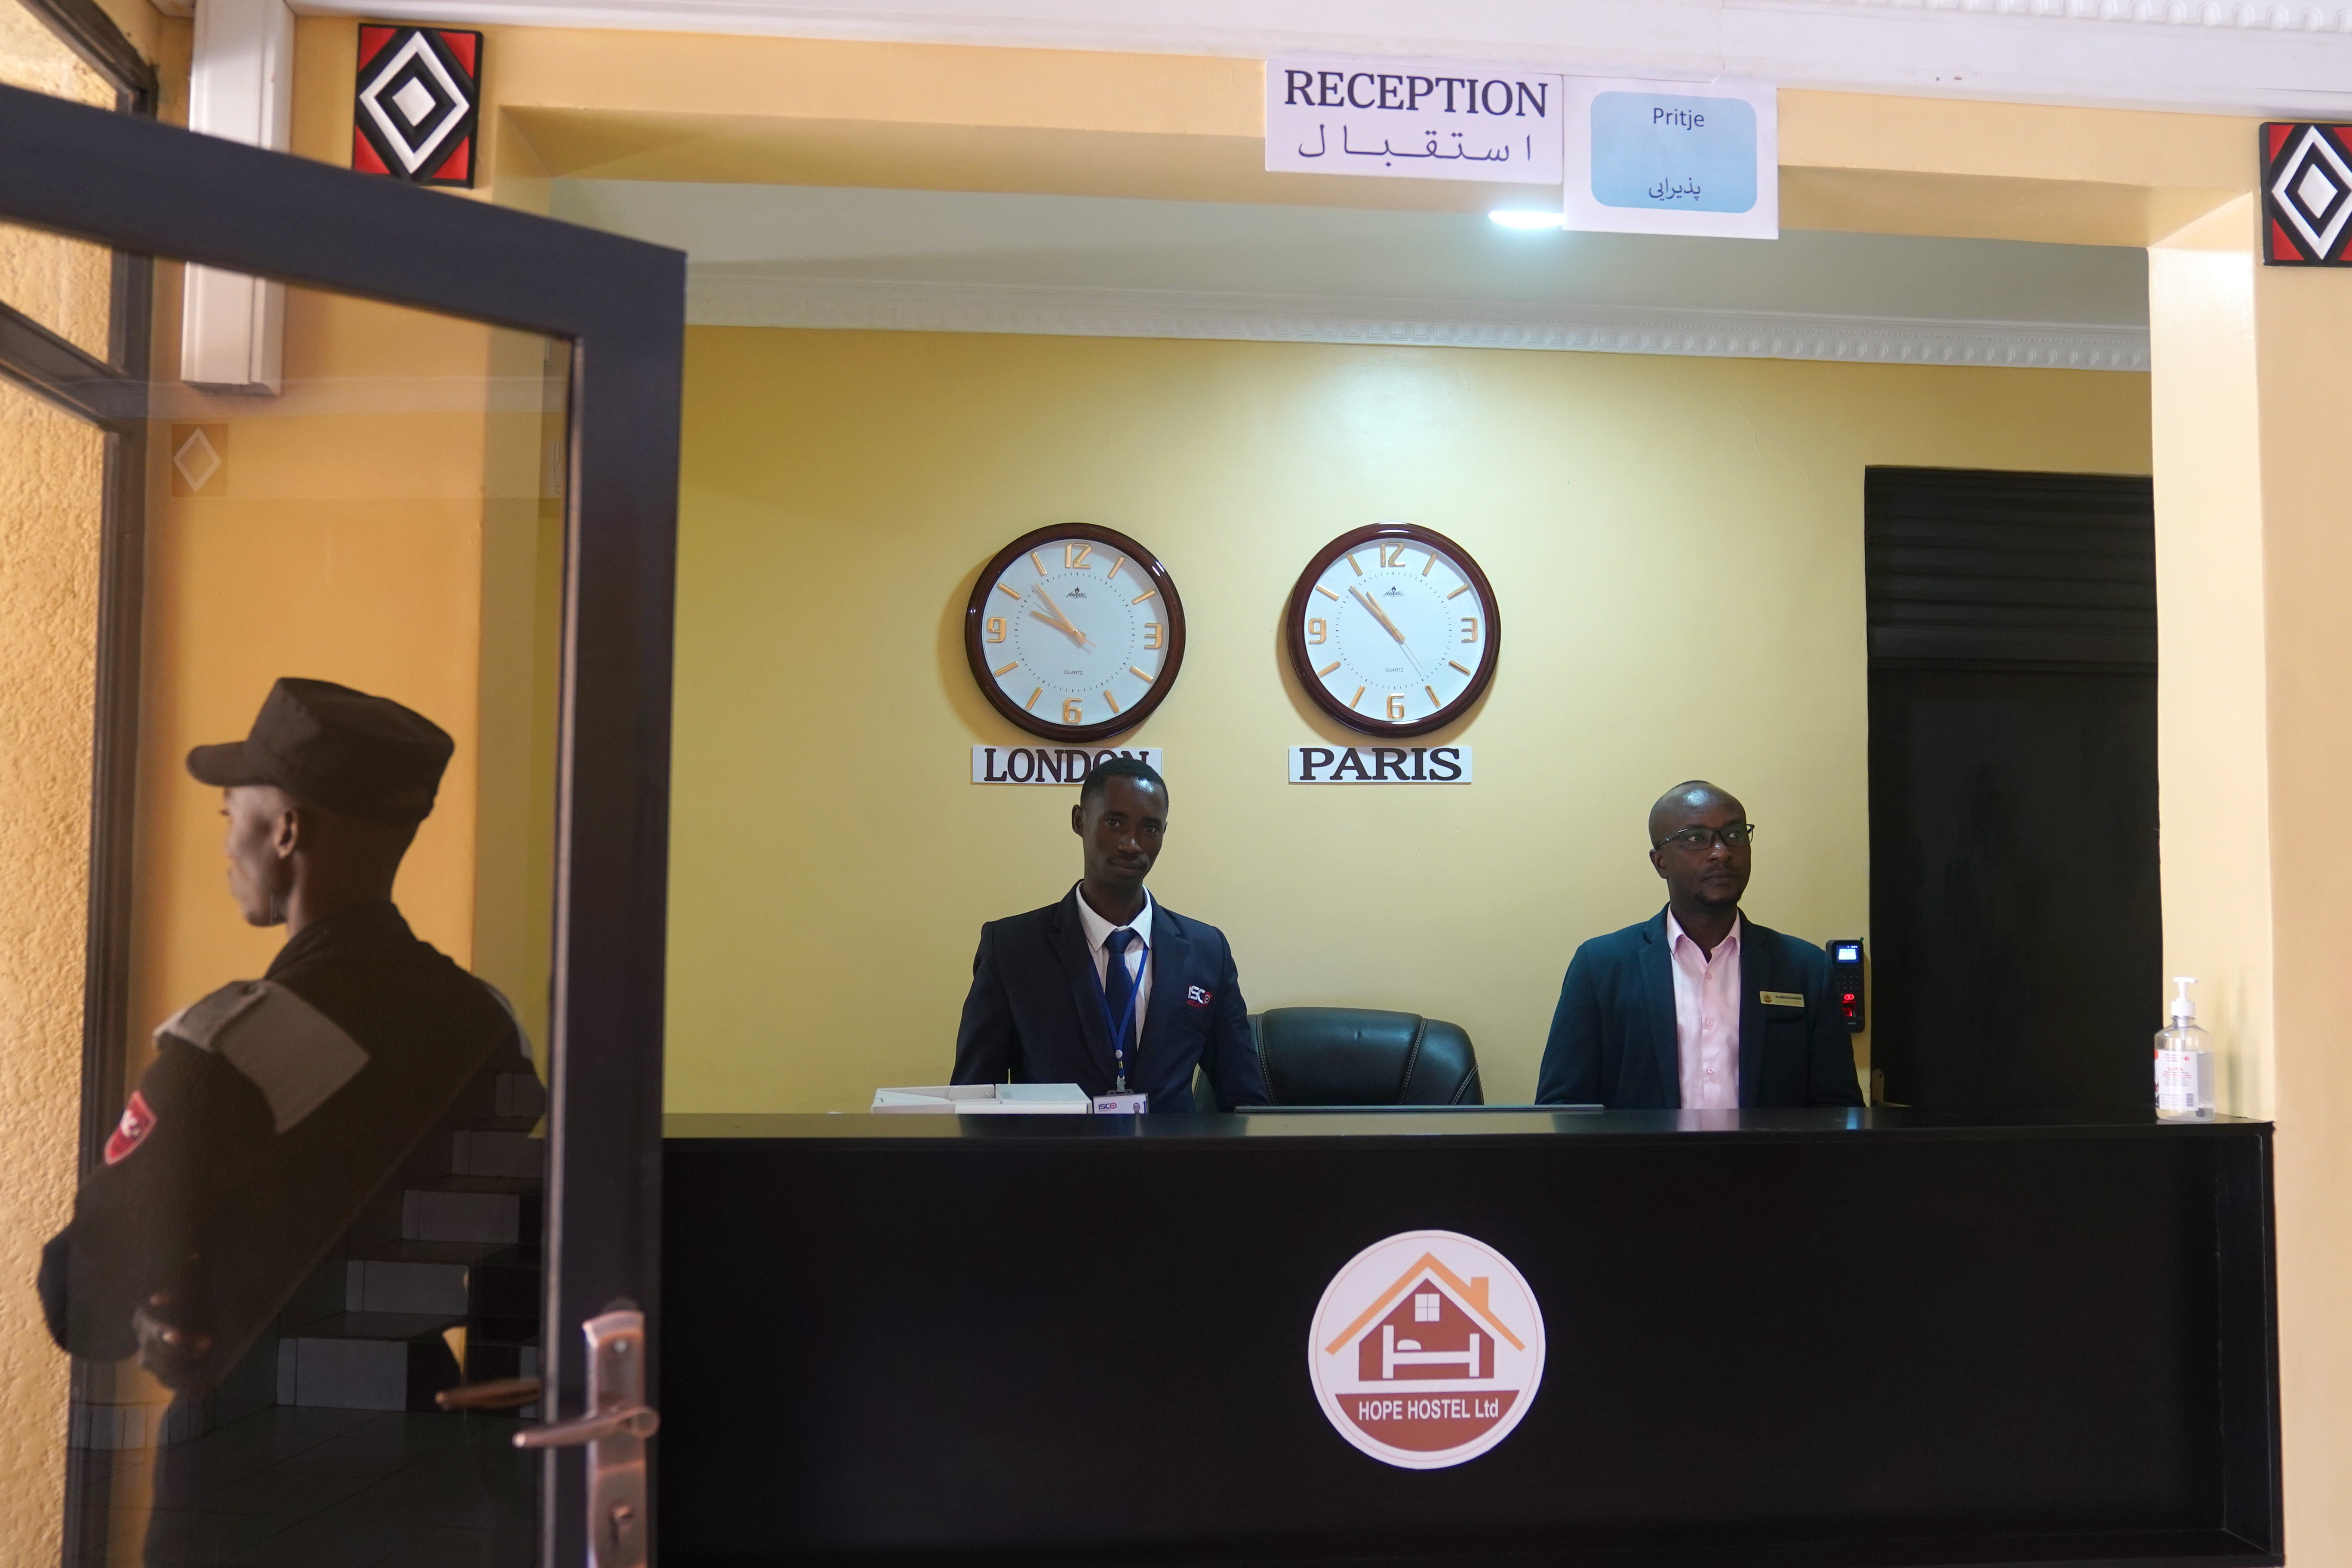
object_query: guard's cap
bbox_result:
[186,677,454,824]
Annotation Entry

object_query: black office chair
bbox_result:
[1194,1006,1483,1107]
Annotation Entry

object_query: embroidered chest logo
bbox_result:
[104,1090,157,1166]
[1186,985,1213,1008]
[1307,1229,1546,1469]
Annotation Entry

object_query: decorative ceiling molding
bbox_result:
[689,273,2150,371]
[291,0,2352,115]
[1788,0,2350,31]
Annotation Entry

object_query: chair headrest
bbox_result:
[1253,1006,1481,1106]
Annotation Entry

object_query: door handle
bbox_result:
[513,1403,659,1448]
[437,1375,543,1412]
[512,1305,656,1568]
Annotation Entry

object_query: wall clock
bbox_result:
[1284,522,1499,737]
[964,523,1187,742]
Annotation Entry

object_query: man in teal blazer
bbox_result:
[1536,781,1863,1110]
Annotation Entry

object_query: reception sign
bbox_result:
[1562,77,1777,239]
[1267,58,1564,184]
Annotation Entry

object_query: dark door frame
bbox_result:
[0,83,684,1565]
[0,0,158,1184]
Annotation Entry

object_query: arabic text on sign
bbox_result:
[1265,57,1563,185]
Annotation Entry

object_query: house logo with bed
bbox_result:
[1307,1229,1546,1469]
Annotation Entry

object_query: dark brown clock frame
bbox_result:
[964,522,1188,743]
[1284,521,1501,739]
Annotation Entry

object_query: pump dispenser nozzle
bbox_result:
[2170,976,2198,1024]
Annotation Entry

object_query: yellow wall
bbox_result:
[0,374,105,1568]
[2242,231,2352,1568]
[127,274,501,1046]
[123,280,564,1060]
[666,327,2153,1113]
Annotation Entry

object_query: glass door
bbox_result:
[0,68,680,1568]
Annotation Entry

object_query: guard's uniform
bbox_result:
[39,900,533,1383]
[36,674,539,1400]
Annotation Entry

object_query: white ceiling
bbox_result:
[552,180,2151,371]
[303,0,2352,117]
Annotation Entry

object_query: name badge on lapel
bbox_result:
[1094,1092,1149,1115]
[1760,991,1805,1010]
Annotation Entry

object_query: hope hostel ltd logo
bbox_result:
[1307,1230,1545,1469]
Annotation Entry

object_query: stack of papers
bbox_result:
[870,1083,1093,1114]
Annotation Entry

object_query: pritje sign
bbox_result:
[1308,1230,1546,1469]
[1266,58,1564,184]
[1562,76,1778,239]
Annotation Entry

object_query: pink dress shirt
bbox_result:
[1666,910,1742,1110]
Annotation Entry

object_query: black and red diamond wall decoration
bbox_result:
[2263,122,2352,266]
[353,25,481,188]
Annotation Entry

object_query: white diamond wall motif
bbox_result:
[351,27,480,188]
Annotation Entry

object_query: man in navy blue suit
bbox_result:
[953,757,1268,1112]
[1536,780,1862,1110]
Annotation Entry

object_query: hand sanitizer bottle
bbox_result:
[2154,976,2215,1122]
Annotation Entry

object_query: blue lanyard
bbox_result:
[1086,937,1147,1091]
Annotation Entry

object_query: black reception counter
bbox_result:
[658,1109,2279,1568]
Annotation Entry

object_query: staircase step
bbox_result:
[344,1240,510,1316]
[496,1071,547,1119]
[403,1177,543,1245]
[454,1119,545,1179]
[277,1312,461,1412]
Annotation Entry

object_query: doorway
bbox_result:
[1865,467,2160,1110]
[0,65,680,1566]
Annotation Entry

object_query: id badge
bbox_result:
[1093,1092,1149,1115]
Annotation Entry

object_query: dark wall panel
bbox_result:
[1866,468,2159,1110]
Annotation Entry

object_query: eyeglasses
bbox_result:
[1654,824,1756,853]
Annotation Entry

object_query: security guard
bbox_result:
[38,677,538,1395]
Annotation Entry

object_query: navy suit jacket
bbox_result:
[952,888,1269,1112]
[1535,908,1863,1110]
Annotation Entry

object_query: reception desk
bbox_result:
[660,1110,2279,1568]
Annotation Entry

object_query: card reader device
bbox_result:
[1826,938,1865,1033]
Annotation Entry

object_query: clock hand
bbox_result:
[1350,587,1423,676]
[1030,590,1094,649]
[1029,609,1094,649]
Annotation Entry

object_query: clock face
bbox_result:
[963,523,1187,741]
[1285,523,1499,737]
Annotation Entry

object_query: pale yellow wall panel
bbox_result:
[488,29,1261,136]
[665,328,2152,1113]
[2149,198,2272,1119]
[1778,91,2248,192]
[2251,258,2352,1568]
[1783,167,2244,248]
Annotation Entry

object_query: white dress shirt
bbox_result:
[1073,883,1154,1046]
[1666,910,1742,1110]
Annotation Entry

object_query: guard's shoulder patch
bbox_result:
[162,981,369,1134]
[103,1088,157,1165]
